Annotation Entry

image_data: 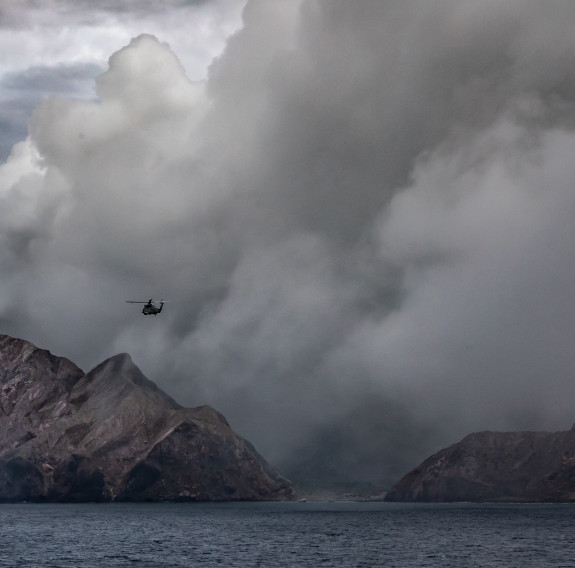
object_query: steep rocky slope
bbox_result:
[0,335,293,502]
[385,427,575,502]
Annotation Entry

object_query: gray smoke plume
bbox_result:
[4,0,575,487]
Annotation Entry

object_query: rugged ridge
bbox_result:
[0,335,293,502]
[384,426,575,502]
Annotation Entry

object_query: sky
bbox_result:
[3,0,575,487]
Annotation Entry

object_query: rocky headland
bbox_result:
[385,427,575,502]
[0,334,293,502]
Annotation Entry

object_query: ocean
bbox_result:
[1,501,574,567]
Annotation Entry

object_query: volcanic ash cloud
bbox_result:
[4,1,575,482]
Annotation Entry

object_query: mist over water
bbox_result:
[3,0,575,483]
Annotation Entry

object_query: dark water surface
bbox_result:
[1,501,574,567]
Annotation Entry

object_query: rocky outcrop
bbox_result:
[0,335,293,502]
[385,427,575,502]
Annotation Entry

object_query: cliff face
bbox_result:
[0,335,293,502]
[384,427,575,502]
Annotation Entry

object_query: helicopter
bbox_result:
[126,299,166,316]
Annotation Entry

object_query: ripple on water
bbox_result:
[0,502,574,568]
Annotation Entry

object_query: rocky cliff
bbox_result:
[384,427,575,502]
[0,335,293,502]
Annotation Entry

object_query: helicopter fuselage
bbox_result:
[142,301,163,315]
[126,299,166,315]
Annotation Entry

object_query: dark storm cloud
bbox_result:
[0,62,102,161]
[1,62,103,95]
[0,101,31,162]
[4,0,575,485]
[0,0,210,28]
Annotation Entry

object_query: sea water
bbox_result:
[0,501,574,567]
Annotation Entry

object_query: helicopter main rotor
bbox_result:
[126,299,168,315]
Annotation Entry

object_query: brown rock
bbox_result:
[0,335,293,502]
[385,427,575,502]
